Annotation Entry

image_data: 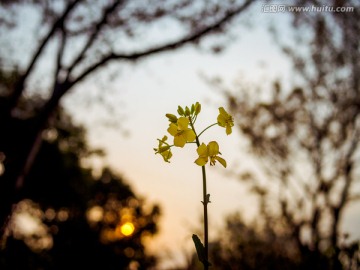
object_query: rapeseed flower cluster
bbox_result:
[154,102,233,167]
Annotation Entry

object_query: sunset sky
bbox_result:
[59,4,360,268]
[0,0,360,270]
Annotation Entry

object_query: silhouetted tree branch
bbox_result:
[219,1,359,269]
[0,0,253,238]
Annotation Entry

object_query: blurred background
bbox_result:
[0,0,359,269]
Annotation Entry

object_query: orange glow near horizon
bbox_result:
[120,222,135,237]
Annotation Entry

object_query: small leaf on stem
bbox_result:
[192,234,211,267]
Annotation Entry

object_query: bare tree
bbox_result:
[221,1,360,269]
[0,0,254,236]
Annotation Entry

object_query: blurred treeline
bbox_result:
[0,0,252,269]
[180,1,360,269]
[0,88,160,269]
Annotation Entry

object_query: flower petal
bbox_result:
[215,156,227,168]
[174,135,186,147]
[207,141,219,156]
[167,123,178,136]
[161,150,172,162]
[226,125,232,135]
[219,107,228,117]
[217,114,226,127]
[158,145,170,153]
[177,117,189,130]
[197,143,208,156]
[184,129,196,142]
[195,156,208,166]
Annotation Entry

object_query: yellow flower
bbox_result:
[217,107,234,135]
[154,136,172,162]
[167,117,196,147]
[195,141,227,167]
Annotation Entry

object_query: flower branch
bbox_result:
[154,102,233,269]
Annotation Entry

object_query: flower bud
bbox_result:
[166,114,178,123]
[177,106,185,116]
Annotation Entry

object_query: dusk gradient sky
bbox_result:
[61,4,360,268]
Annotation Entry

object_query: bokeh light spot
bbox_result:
[120,222,135,236]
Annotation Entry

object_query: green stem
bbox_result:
[198,123,218,138]
[201,165,209,270]
[189,117,209,270]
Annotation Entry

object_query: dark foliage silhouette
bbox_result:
[0,0,253,233]
[0,95,160,269]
